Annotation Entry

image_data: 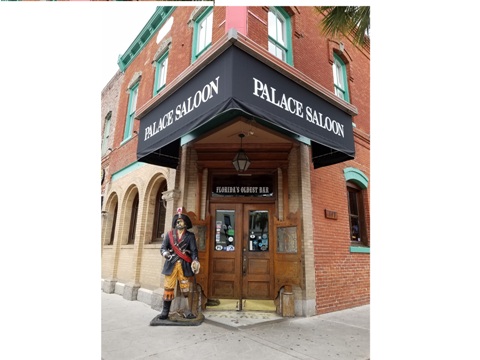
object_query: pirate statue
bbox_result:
[158,208,200,320]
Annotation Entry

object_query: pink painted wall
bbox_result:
[225,6,247,36]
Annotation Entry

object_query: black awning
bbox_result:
[137,138,181,169]
[137,46,355,169]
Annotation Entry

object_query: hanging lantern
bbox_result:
[232,133,251,172]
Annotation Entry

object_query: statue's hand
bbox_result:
[191,260,200,274]
[163,251,172,261]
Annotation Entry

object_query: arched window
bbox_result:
[109,203,118,245]
[151,182,167,243]
[344,167,369,250]
[347,182,366,245]
[127,194,139,245]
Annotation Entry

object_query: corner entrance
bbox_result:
[208,203,275,311]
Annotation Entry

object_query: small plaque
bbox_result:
[324,209,337,220]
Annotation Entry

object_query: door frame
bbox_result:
[207,202,275,303]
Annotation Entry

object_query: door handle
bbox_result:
[243,255,247,275]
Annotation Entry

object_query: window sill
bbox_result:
[192,43,212,63]
[350,245,370,254]
[120,136,133,147]
[154,84,166,97]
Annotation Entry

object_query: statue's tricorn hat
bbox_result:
[171,208,193,229]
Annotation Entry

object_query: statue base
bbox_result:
[149,311,204,326]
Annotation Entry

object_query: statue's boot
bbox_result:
[158,300,171,320]
[183,292,196,319]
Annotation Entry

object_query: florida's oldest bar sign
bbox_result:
[214,186,271,195]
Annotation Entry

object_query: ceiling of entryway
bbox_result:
[193,118,294,171]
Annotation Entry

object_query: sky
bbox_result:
[1,2,480,359]
[99,3,161,91]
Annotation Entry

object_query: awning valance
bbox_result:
[137,46,355,169]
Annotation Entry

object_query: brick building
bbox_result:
[101,6,370,317]
[101,70,124,206]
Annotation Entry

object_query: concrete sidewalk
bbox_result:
[102,291,370,360]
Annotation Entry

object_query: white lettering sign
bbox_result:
[252,77,345,138]
[144,76,220,141]
[215,186,270,195]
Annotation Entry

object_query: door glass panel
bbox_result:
[214,210,236,251]
[248,210,269,252]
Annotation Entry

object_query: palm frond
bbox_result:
[316,6,370,47]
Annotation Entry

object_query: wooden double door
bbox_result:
[208,203,275,309]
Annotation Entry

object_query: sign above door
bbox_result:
[211,174,274,197]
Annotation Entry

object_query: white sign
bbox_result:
[252,77,345,138]
[144,76,220,141]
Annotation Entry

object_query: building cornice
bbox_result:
[117,6,176,72]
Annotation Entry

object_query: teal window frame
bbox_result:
[101,112,112,156]
[343,167,369,253]
[123,83,139,142]
[333,53,350,102]
[153,52,169,96]
[191,7,213,63]
[268,7,293,65]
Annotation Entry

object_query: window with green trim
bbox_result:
[344,167,369,251]
[332,53,350,102]
[123,83,138,141]
[153,52,168,96]
[192,8,213,62]
[101,112,112,156]
[347,182,369,248]
[268,7,293,65]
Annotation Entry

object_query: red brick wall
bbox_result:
[311,142,370,314]
[246,7,268,48]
